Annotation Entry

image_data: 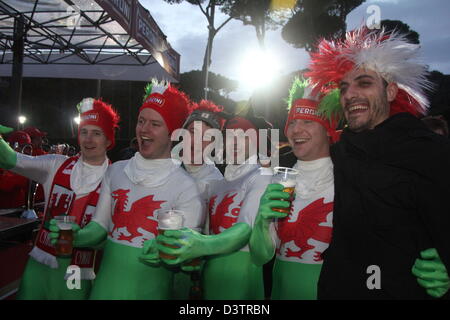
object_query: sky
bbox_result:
[141,0,450,100]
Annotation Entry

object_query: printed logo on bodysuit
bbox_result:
[110,189,165,245]
[276,198,333,262]
[48,185,75,218]
[209,192,242,234]
[80,204,95,227]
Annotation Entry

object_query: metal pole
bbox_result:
[96,79,102,98]
[11,16,25,129]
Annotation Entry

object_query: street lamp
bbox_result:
[18,115,27,129]
[18,115,26,124]
[73,116,81,125]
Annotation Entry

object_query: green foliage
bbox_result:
[281,0,365,51]
[222,0,272,26]
[427,71,450,119]
[221,0,285,48]
[178,70,238,113]
[164,0,230,5]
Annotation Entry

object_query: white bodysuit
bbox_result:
[93,153,204,248]
[208,155,271,251]
[275,157,334,264]
[184,163,223,234]
[12,153,108,275]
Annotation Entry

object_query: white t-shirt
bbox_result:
[274,157,334,264]
[93,153,205,249]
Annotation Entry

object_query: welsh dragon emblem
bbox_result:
[110,189,165,244]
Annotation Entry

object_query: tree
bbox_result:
[426,70,450,118]
[221,0,287,49]
[380,19,420,44]
[163,1,234,99]
[281,0,365,51]
[178,70,238,113]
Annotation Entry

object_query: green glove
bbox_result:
[412,248,450,298]
[249,183,291,266]
[49,219,81,246]
[156,222,251,266]
[49,220,107,248]
[0,125,13,136]
[139,239,160,266]
[0,125,17,169]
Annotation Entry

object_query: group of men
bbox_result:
[0,26,449,300]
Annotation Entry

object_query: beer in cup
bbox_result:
[271,167,299,214]
[157,209,184,260]
[54,215,76,257]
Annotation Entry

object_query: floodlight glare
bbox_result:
[18,116,27,124]
[238,49,281,91]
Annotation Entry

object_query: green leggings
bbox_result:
[271,259,322,300]
[89,240,174,300]
[202,250,264,300]
[16,256,91,300]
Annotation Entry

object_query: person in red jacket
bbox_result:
[23,127,48,156]
[0,131,32,209]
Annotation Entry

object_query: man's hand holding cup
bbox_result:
[49,216,79,257]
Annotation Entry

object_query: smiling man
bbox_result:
[0,98,119,299]
[157,110,273,300]
[306,27,450,299]
[249,78,340,299]
[339,69,396,133]
[181,100,227,223]
[50,80,204,299]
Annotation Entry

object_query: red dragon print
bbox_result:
[209,193,242,234]
[277,198,333,262]
[110,189,165,244]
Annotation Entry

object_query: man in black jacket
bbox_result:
[305,27,450,299]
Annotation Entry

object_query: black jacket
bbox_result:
[319,113,450,300]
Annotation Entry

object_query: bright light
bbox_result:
[238,49,281,91]
[74,116,81,125]
[18,116,27,124]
